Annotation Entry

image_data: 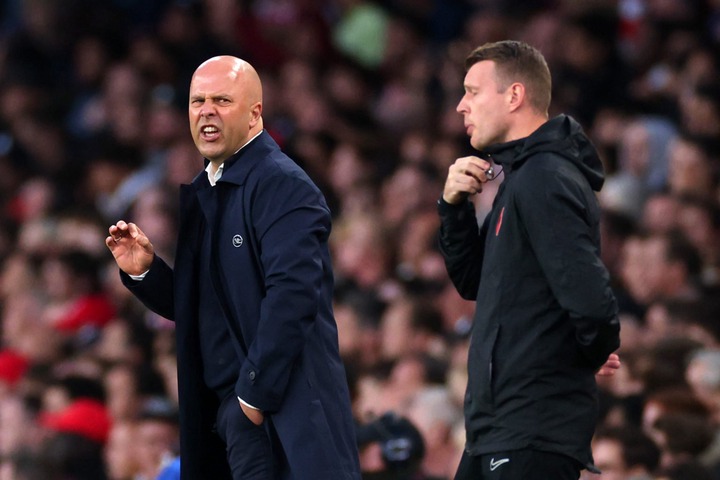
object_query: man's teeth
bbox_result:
[202,126,218,133]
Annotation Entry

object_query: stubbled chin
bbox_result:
[198,135,219,146]
[198,144,221,159]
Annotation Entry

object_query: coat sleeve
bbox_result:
[120,255,175,320]
[437,198,487,300]
[234,171,332,411]
[515,160,620,370]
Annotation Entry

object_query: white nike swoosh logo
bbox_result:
[489,457,510,471]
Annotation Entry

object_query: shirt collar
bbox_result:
[205,130,264,186]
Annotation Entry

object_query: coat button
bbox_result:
[248,371,256,381]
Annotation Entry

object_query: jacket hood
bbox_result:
[483,115,605,191]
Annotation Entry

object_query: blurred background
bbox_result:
[0,0,719,479]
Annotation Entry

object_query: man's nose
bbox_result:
[199,104,216,118]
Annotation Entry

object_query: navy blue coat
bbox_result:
[123,131,361,480]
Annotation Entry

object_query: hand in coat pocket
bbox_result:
[240,400,264,425]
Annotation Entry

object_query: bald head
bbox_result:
[192,56,262,105]
[188,56,264,164]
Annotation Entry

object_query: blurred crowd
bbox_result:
[0,0,720,479]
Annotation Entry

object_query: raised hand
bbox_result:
[105,220,155,276]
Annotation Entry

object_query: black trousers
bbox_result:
[215,393,279,480]
[454,449,583,480]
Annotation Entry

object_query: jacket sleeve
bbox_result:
[120,255,175,320]
[437,198,487,300]
[515,160,620,369]
[234,171,331,411]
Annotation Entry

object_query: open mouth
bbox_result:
[200,125,220,140]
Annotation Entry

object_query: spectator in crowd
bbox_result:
[378,294,446,362]
[644,298,720,349]
[333,284,384,369]
[665,133,718,203]
[104,419,138,480]
[0,392,43,480]
[356,412,430,480]
[621,230,703,308]
[585,425,660,480]
[678,81,720,138]
[332,211,396,295]
[132,396,179,480]
[640,190,682,235]
[600,116,677,220]
[39,249,116,334]
[406,386,463,480]
[675,194,720,286]
[687,349,720,423]
[648,412,716,472]
[656,461,714,480]
[155,456,181,480]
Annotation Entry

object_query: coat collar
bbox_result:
[480,115,570,168]
[191,130,279,188]
[479,114,604,190]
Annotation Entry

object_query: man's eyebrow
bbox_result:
[190,94,232,100]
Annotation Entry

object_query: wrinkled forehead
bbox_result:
[190,71,238,95]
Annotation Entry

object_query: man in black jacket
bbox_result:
[438,40,621,479]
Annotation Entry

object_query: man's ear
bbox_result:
[249,102,262,127]
[507,83,525,113]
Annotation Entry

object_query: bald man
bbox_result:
[106,56,361,480]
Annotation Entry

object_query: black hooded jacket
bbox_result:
[438,115,620,469]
